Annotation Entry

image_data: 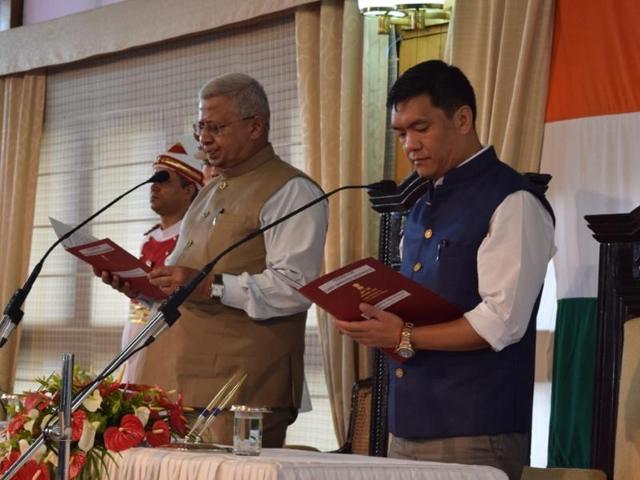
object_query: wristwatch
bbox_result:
[209,274,225,300]
[394,322,415,359]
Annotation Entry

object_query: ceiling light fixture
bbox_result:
[357,1,450,34]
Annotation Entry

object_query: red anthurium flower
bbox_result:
[172,392,185,411]
[69,452,86,480]
[24,392,52,412]
[158,392,187,436]
[7,414,27,435]
[15,460,39,480]
[145,420,171,447]
[156,396,174,411]
[0,451,19,474]
[148,406,163,421]
[119,383,155,393]
[40,462,52,480]
[98,380,122,398]
[71,410,88,442]
[14,459,50,480]
[104,414,145,452]
[168,409,187,437]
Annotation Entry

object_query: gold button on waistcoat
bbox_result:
[185,239,194,249]
[219,180,228,190]
[202,210,210,218]
[424,228,433,239]
[395,368,404,379]
[413,262,422,272]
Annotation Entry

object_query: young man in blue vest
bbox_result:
[334,60,555,480]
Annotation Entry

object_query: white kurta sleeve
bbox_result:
[220,176,328,320]
[464,190,556,351]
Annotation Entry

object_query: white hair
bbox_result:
[199,73,270,130]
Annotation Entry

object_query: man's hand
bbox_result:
[332,303,405,348]
[92,267,138,299]
[147,266,210,300]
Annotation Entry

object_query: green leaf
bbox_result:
[98,448,119,480]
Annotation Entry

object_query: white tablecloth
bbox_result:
[108,447,508,480]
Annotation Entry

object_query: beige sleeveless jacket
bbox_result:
[139,144,310,409]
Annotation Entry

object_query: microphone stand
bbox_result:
[41,353,74,480]
[0,171,169,349]
[1,181,391,479]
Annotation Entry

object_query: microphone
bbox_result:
[0,170,170,349]
[152,178,398,333]
[364,179,397,194]
[0,177,395,479]
[367,171,430,213]
[90,178,398,383]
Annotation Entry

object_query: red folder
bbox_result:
[299,257,462,361]
[67,238,166,300]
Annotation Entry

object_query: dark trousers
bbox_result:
[389,432,529,480]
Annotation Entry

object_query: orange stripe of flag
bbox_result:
[545,0,640,123]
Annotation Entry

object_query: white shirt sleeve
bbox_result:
[219,176,328,320]
[464,190,556,351]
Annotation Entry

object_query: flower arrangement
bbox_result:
[0,370,187,479]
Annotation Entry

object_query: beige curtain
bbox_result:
[362,16,393,261]
[444,0,555,173]
[295,0,377,444]
[0,71,46,393]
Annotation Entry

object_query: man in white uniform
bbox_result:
[121,142,203,383]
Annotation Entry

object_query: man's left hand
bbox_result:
[148,266,210,300]
[332,303,404,348]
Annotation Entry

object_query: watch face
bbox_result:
[396,346,414,359]
[210,283,224,299]
[398,349,409,359]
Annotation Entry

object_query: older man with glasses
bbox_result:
[103,73,328,447]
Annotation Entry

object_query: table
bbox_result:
[108,447,508,480]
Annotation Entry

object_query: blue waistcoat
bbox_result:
[390,146,554,439]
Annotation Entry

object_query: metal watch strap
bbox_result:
[399,322,414,346]
[394,322,415,358]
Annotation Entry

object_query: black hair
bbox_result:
[387,60,477,124]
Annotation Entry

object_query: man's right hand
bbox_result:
[92,267,139,299]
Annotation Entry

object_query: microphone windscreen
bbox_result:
[367,180,397,193]
[367,172,430,213]
[148,170,170,184]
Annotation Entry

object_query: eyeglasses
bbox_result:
[192,116,254,137]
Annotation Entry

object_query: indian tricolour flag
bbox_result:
[541,0,640,468]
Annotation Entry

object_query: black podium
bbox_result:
[370,210,406,456]
[585,205,640,479]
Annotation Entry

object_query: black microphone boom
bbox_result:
[153,179,397,331]
[93,178,397,379]
[60,180,396,388]
[365,179,397,194]
[0,170,170,348]
[0,177,395,479]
